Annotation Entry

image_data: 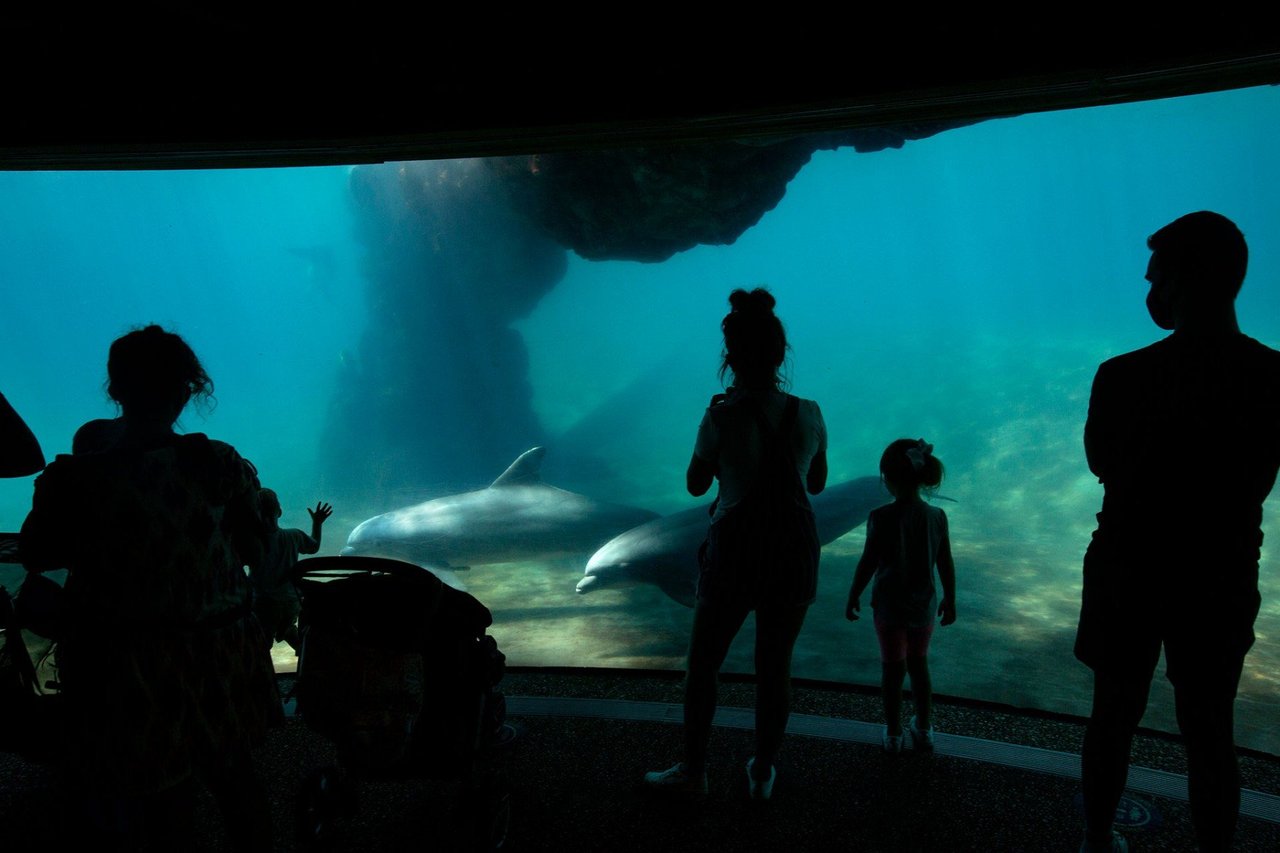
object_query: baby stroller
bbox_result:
[291,555,513,851]
[0,534,63,766]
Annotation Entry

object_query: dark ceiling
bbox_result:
[4,14,1279,170]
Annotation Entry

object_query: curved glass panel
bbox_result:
[1,84,1277,756]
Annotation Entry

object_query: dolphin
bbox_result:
[341,447,661,569]
[575,475,888,607]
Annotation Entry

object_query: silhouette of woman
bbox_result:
[21,324,279,850]
[645,287,828,800]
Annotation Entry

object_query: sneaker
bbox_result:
[908,715,935,753]
[489,722,521,750]
[745,758,775,801]
[1079,830,1128,852]
[643,762,707,795]
[882,728,903,754]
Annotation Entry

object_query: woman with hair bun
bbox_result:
[645,287,828,801]
[21,324,278,850]
[846,437,957,755]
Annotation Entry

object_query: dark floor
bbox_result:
[3,668,1280,851]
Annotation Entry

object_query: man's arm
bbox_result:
[1083,362,1115,481]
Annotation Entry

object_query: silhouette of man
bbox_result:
[1075,211,1280,852]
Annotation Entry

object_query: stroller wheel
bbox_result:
[296,765,358,849]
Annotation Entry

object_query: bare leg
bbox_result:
[1081,671,1150,846]
[881,660,907,736]
[684,601,750,774]
[752,604,808,779]
[905,655,932,730]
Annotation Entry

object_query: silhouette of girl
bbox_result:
[846,438,957,753]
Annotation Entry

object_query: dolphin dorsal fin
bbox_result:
[491,446,547,487]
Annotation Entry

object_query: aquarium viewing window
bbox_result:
[1,83,1278,755]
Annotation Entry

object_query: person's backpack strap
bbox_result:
[746,394,799,444]
[749,394,800,461]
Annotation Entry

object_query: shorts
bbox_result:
[1074,540,1259,694]
[874,617,934,664]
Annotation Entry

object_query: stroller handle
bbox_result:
[292,555,445,586]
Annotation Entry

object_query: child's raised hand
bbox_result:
[845,596,861,621]
[938,597,956,626]
[308,502,334,525]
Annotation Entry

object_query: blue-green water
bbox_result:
[2,85,1279,756]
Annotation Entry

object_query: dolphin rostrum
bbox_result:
[342,447,661,570]
[575,476,888,607]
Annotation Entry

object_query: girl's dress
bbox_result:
[863,497,950,630]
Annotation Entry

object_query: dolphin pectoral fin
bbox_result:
[655,577,696,609]
[427,568,468,592]
[366,555,467,588]
[490,447,547,488]
[384,560,468,592]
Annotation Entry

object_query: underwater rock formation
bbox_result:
[324,123,974,495]
[486,122,973,262]
[321,159,567,499]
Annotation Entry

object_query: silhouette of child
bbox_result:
[846,438,956,753]
[70,417,124,454]
[252,489,331,652]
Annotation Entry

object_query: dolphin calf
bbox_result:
[575,476,888,607]
[342,447,661,569]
